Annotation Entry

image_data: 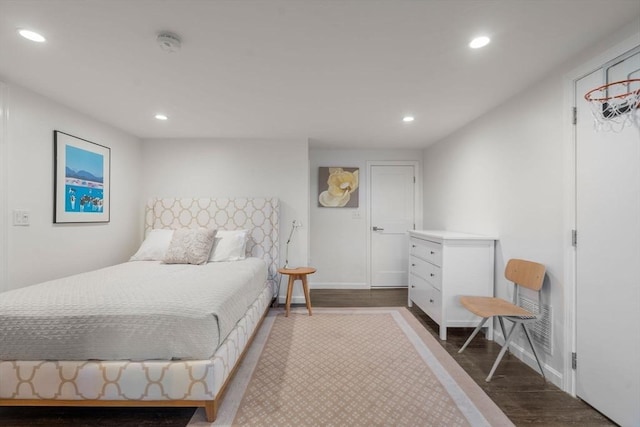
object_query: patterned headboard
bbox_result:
[144,197,279,282]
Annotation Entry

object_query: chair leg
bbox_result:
[486,322,518,382]
[458,317,489,354]
[522,323,546,380]
[498,317,507,341]
[498,317,510,356]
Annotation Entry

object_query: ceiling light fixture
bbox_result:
[469,36,490,49]
[155,114,168,121]
[18,29,46,43]
[403,116,415,122]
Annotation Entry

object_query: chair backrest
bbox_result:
[505,259,546,291]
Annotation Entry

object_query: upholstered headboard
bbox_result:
[144,197,279,282]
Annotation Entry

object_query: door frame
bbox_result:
[366,160,422,288]
[562,33,640,395]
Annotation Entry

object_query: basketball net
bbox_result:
[584,79,640,132]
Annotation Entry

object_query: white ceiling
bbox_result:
[0,0,639,148]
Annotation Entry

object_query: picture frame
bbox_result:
[318,167,359,208]
[54,131,110,223]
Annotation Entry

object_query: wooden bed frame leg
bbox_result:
[205,399,218,423]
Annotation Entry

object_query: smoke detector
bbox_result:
[157,32,182,53]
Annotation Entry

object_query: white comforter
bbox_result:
[0,258,267,361]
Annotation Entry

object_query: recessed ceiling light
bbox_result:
[18,29,46,43]
[403,116,415,122]
[155,114,168,120]
[469,36,490,49]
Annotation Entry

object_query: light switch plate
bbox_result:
[13,209,30,226]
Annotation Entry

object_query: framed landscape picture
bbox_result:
[54,131,110,223]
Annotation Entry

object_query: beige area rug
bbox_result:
[189,308,513,427]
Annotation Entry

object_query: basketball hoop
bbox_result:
[584,79,640,132]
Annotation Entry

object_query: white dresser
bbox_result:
[408,230,496,340]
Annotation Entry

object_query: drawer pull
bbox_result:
[430,273,435,277]
[412,244,416,248]
[411,263,416,267]
[429,299,434,303]
[411,285,415,288]
[430,251,435,255]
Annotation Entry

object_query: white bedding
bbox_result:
[0,258,267,361]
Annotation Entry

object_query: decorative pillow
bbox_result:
[163,228,217,265]
[209,229,249,262]
[130,229,174,261]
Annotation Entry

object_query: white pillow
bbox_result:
[130,229,174,261]
[209,229,249,262]
[163,228,217,265]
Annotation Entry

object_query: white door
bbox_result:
[575,49,640,427]
[370,164,415,287]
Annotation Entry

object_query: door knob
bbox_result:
[372,226,384,231]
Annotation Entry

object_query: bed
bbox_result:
[0,197,279,422]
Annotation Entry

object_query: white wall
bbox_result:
[2,80,143,291]
[0,83,8,292]
[421,21,640,389]
[140,138,310,301]
[309,148,423,288]
[423,76,565,383]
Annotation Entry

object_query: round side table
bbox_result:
[278,267,316,317]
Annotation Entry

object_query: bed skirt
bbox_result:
[0,280,275,421]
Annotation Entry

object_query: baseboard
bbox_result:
[276,283,369,304]
[493,331,563,388]
[279,283,403,303]
[309,282,369,290]
[278,295,307,304]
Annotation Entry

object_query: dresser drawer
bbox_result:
[426,287,442,324]
[409,273,429,311]
[410,238,442,266]
[410,256,442,290]
[410,275,442,327]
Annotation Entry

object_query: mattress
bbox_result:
[0,258,267,361]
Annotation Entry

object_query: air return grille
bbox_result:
[518,296,553,355]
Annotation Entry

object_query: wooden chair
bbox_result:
[458,258,546,382]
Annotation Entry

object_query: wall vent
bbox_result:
[518,296,553,355]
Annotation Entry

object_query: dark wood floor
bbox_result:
[0,288,615,426]
[311,288,616,427]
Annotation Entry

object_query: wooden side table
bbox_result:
[278,267,316,317]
